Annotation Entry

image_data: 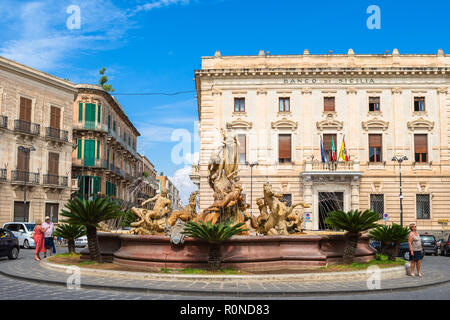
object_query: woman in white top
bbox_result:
[408,223,423,277]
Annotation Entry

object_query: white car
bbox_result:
[75,235,87,247]
[3,222,36,249]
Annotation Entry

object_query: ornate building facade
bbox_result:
[0,56,77,225]
[192,49,450,232]
[72,84,141,207]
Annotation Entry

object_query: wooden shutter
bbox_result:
[97,104,101,123]
[50,106,61,129]
[324,97,335,111]
[17,147,28,171]
[48,153,59,176]
[278,134,291,160]
[77,139,82,159]
[369,134,382,148]
[414,134,427,154]
[78,103,83,122]
[19,97,32,122]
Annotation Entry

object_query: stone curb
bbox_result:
[40,260,409,282]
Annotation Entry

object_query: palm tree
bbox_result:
[54,224,86,254]
[325,209,380,264]
[60,197,123,262]
[182,221,247,270]
[369,224,410,260]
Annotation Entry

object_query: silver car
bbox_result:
[3,222,36,249]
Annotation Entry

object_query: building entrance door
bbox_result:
[318,192,344,230]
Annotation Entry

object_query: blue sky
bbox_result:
[0,0,449,204]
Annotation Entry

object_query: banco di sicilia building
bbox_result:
[191,49,450,233]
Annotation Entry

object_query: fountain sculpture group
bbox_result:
[127,129,309,238]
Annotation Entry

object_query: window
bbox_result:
[14,201,30,222]
[281,194,292,207]
[234,98,245,112]
[45,203,59,223]
[369,97,380,112]
[48,152,59,184]
[370,194,384,218]
[416,194,430,219]
[50,106,61,129]
[322,134,337,161]
[414,134,427,163]
[238,134,246,164]
[19,97,32,122]
[279,97,290,112]
[369,134,382,163]
[414,97,425,112]
[278,134,291,163]
[324,97,335,112]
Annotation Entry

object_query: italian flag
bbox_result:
[331,137,337,162]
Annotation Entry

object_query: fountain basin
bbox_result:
[81,232,376,272]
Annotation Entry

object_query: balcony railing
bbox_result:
[46,127,69,141]
[0,115,7,129]
[11,170,40,184]
[43,174,68,187]
[72,158,106,168]
[14,120,40,135]
[73,121,108,132]
[0,169,6,181]
[304,160,360,172]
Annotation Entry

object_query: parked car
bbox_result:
[0,228,20,260]
[74,235,88,247]
[371,240,426,261]
[3,222,36,249]
[440,233,450,256]
[420,234,439,256]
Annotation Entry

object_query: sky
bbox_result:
[0,0,449,205]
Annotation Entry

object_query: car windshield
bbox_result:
[421,236,435,241]
[25,224,36,232]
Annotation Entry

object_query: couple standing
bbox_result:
[33,216,56,261]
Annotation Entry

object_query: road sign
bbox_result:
[304,213,311,221]
[438,219,448,224]
[383,213,389,221]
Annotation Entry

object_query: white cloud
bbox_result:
[168,165,197,206]
[129,0,190,16]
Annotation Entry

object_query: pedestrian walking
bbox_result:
[42,216,56,258]
[33,219,48,261]
[408,222,424,277]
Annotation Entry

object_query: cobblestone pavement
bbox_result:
[0,247,449,300]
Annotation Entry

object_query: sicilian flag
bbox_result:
[331,137,337,162]
[339,135,349,162]
[320,136,326,163]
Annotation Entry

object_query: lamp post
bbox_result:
[18,146,35,221]
[246,161,258,218]
[392,155,408,226]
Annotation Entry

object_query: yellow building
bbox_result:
[192,49,450,234]
[0,56,77,225]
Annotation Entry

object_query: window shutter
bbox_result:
[78,103,83,122]
[48,153,59,175]
[20,97,32,122]
[97,104,101,123]
[17,147,28,171]
[77,139,82,159]
[369,134,382,148]
[93,176,100,194]
[278,134,291,159]
[414,134,427,154]
[96,140,100,159]
[324,97,335,111]
[50,106,60,129]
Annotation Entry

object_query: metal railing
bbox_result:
[43,174,68,187]
[45,127,69,141]
[309,160,358,171]
[0,169,6,181]
[0,115,7,129]
[73,121,108,132]
[11,170,40,184]
[14,120,40,135]
[72,158,106,168]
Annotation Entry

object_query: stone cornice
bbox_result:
[407,117,435,132]
[316,115,343,131]
[361,118,389,131]
[226,119,253,129]
[271,118,298,130]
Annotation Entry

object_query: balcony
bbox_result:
[72,158,106,169]
[302,160,362,179]
[11,171,40,185]
[43,174,68,187]
[73,121,108,132]
[0,115,7,130]
[14,120,40,136]
[45,127,69,142]
[0,169,6,182]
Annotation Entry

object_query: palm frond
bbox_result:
[182,221,247,243]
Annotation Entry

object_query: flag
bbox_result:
[320,136,326,163]
[331,137,337,162]
[339,135,349,162]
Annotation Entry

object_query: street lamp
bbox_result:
[18,146,36,221]
[392,155,408,226]
[245,161,258,218]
